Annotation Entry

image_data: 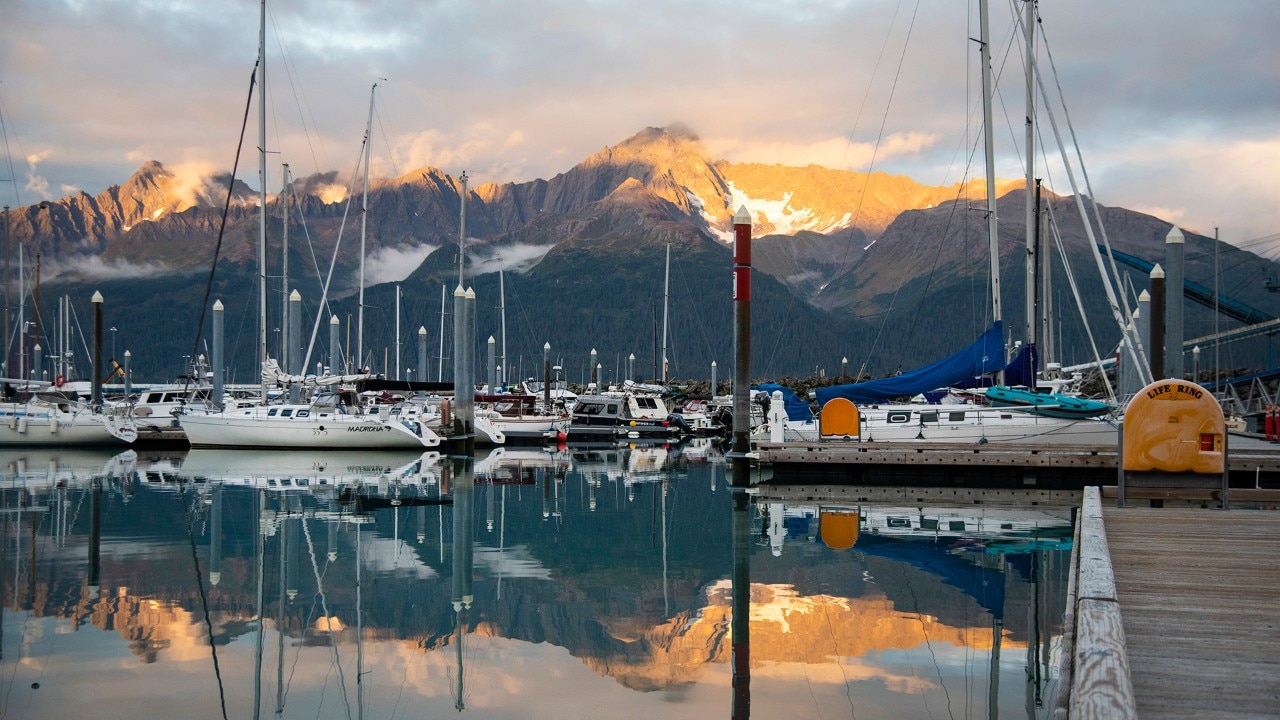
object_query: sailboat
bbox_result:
[178,1,440,450]
[0,384,137,446]
[804,0,1119,446]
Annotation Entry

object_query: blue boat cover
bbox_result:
[815,322,1007,405]
[1003,342,1038,388]
[754,383,813,422]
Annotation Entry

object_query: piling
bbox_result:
[418,326,428,382]
[213,300,224,405]
[1165,227,1185,379]
[731,206,752,489]
[91,291,103,409]
[1149,265,1165,379]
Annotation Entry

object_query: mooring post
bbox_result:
[731,206,753,489]
[91,291,103,410]
[1166,227,1185,379]
[213,300,224,406]
[1150,264,1166,379]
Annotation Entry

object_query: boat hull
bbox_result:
[0,404,136,446]
[858,404,1117,444]
[180,406,439,449]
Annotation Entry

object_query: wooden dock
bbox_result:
[1061,487,1280,718]
[753,434,1280,486]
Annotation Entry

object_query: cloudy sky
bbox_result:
[3,0,1278,250]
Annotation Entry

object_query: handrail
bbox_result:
[1054,486,1137,718]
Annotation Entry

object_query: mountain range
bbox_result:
[4,125,1277,385]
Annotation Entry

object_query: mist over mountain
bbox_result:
[6,126,1277,384]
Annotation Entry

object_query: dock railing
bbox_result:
[1054,486,1137,719]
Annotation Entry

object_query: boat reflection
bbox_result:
[0,443,1071,718]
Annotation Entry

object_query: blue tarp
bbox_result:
[815,322,1007,405]
[754,383,813,422]
[1003,342,1039,388]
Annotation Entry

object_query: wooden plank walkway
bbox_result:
[753,434,1280,474]
[1101,504,1280,718]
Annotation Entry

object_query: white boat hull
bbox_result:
[0,403,137,446]
[487,414,569,441]
[857,404,1117,445]
[180,404,440,449]
[755,403,1117,446]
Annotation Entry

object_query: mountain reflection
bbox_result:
[0,444,1070,719]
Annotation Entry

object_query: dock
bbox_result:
[1059,487,1280,718]
[753,434,1280,486]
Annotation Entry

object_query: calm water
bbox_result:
[0,440,1072,719]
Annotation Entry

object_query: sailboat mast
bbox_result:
[499,270,507,388]
[1023,0,1037,353]
[661,244,670,383]
[395,284,401,380]
[437,284,446,382]
[281,163,290,374]
[257,0,268,404]
[979,0,1001,328]
[357,83,377,373]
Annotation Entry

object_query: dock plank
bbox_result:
[1101,505,1280,718]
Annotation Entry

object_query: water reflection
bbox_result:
[0,442,1071,719]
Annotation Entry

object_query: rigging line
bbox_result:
[285,182,333,319]
[836,0,907,170]
[837,0,923,275]
[299,141,367,375]
[858,3,1008,375]
[0,94,24,207]
[266,2,330,176]
[181,482,230,720]
[374,101,403,181]
[300,516,355,720]
[190,62,258,406]
[1032,11,1147,378]
[1043,193,1116,400]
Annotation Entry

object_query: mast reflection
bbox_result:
[449,457,475,711]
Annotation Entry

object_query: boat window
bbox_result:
[887,412,910,424]
[163,392,179,403]
[1001,523,1014,530]
[608,404,620,415]
[948,520,966,531]
[886,516,911,528]
[297,410,310,418]
[920,518,939,530]
[268,408,279,417]
[919,411,938,423]
[280,408,294,417]
[948,411,967,422]
[636,397,657,409]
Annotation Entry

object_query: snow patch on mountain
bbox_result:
[725,182,856,237]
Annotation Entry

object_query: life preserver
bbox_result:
[54,374,65,387]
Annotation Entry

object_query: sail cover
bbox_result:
[815,322,1007,405]
[754,383,813,421]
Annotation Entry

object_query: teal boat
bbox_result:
[984,386,1112,419]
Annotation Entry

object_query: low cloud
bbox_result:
[706,131,939,171]
[393,125,530,181]
[365,243,439,285]
[44,254,172,281]
[165,161,222,208]
[467,243,555,275]
[26,150,52,199]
